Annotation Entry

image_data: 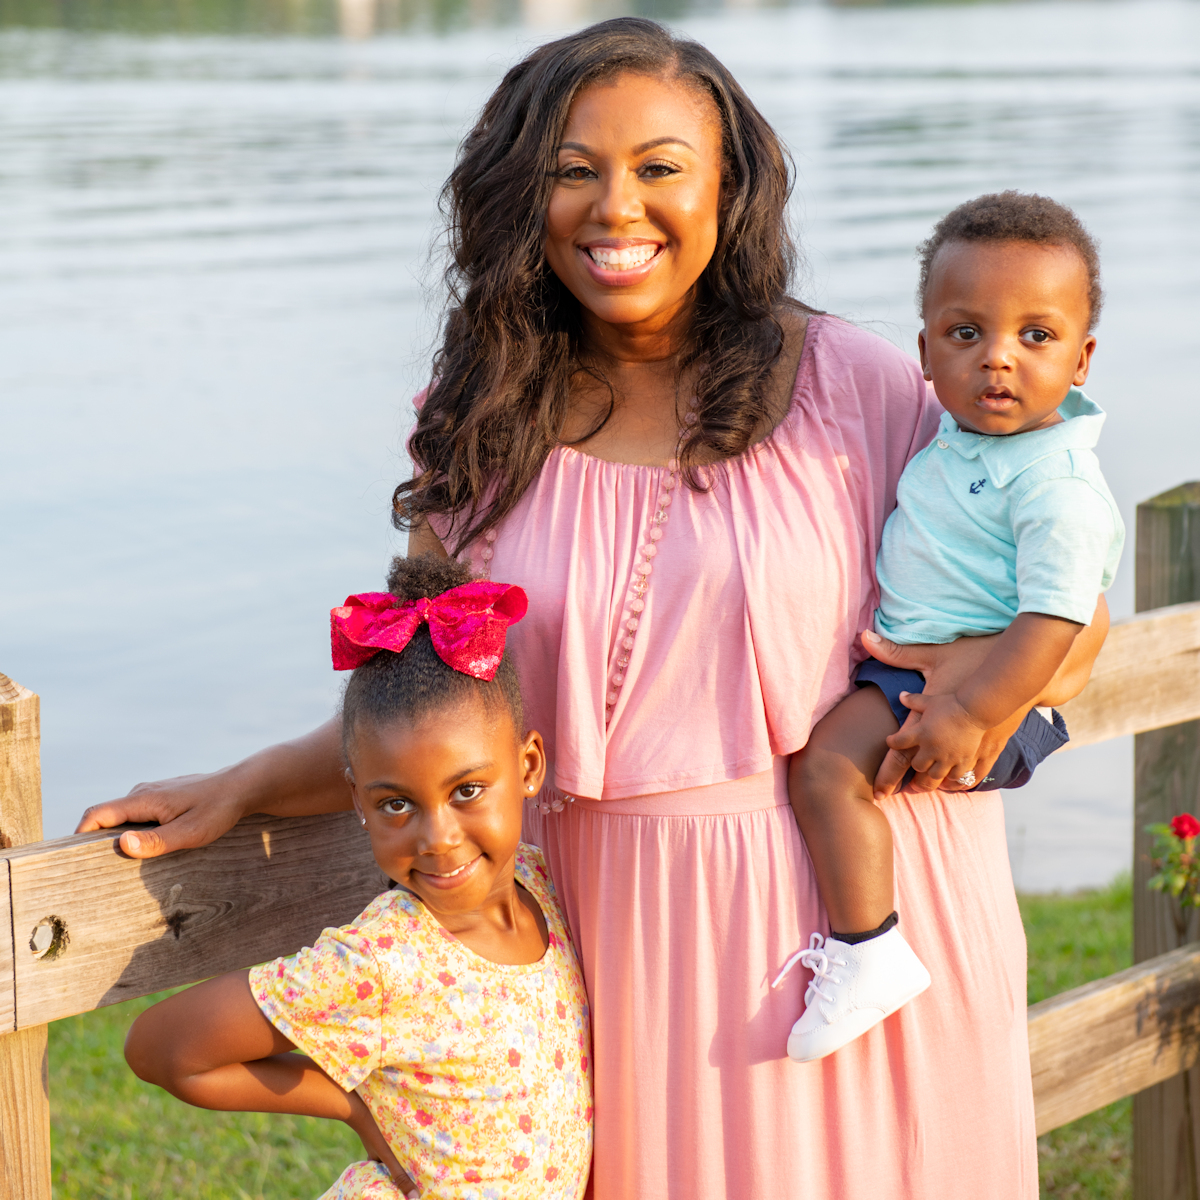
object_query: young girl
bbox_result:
[124,556,594,1199]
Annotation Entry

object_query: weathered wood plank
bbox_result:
[0,673,50,1200]
[1056,599,1200,750]
[0,858,13,1032]
[0,1025,50,1198]
[1030,943,1200,1135]
[1131,483,1200,1200]
[0,674,42,850]
[4,812,387,1030]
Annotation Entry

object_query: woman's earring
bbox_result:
[360,816,367,827]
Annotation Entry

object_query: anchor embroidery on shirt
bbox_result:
[969,479,987,495]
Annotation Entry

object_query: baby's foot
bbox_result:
[774,927,931,1062]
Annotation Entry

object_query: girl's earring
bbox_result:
[360,817,367,827]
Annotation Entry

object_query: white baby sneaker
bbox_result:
[773,927,931,1062]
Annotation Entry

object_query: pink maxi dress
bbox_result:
[436,315,1037,1199]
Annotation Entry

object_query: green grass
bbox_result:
[50,990,361,1200]
[47,879,1135,1197]
[1020,874,1134,1199]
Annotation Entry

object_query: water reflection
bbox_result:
[0,0,732,35]
[2,0,1199,893]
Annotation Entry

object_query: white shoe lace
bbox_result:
[771,932,849,1005]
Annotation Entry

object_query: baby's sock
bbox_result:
[829,910,898,945]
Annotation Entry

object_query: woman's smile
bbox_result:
[577,238,665,285]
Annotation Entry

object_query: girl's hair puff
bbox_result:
[341,555,524,754]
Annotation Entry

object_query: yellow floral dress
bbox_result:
[248,844,593,1200]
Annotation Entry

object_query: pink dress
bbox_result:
[433,316,1037,1199]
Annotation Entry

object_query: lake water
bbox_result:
[3,0,1198,890]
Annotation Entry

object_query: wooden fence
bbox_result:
[3,482,1200,1198]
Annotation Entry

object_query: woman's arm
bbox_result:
[869,593,1109,794]
[76,523,451,859]
[126,973,416,1195]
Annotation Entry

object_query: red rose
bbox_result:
[415,1070,433,1085]
[519,1114,533,1133]
[356,981,374,1000]
[348,1042,370,1058]
[556,1000,566,1019]
[376,936,394,949]
[554,1049,564,1070]
[508,1048,522,1067]
[464,1170,482,1183]
[438,971,457,987]
[1172,813,1200,840]
[415,1109,433,1126]
[512,1155,530,1171]
[545,1167,559,1182]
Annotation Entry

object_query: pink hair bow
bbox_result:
[330,581,528,680]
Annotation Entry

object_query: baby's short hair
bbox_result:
[917,191,1103,329]
[341,555,524,754]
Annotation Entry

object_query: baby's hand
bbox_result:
[882,691,989,793]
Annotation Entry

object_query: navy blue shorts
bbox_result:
[853,658,1069,791]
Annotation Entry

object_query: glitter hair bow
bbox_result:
[330,581,528,680]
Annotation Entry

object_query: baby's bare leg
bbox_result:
[788,685,899,935]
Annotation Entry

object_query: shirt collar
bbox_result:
[936,388,1106,487]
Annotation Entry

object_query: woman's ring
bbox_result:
[956,770,977,787]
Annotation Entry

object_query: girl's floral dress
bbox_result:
[248,843,592,1199]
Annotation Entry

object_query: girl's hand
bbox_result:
[345,1092,419,1197]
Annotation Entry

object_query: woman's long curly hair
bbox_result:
[395,17,811,553]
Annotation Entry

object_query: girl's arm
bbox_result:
[75,522,449,860]
[125,972,416,1194]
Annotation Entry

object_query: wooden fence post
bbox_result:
[1134,482,1200,1200]
[0,673,52,1200]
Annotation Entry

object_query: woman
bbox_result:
[82,19,1105,1197]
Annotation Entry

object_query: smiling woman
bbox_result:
[79,17,1109,1200]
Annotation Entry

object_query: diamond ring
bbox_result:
[956,770,977,788]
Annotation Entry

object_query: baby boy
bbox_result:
[777,191,1125,1061]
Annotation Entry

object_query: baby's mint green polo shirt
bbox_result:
[875,389,1124,644]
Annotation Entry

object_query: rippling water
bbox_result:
[3,0,1198,889]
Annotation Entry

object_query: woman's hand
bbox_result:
[865,593,1109,795]
[76,719,351,858]
[863,629,1006,795]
